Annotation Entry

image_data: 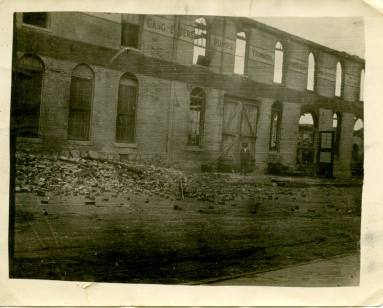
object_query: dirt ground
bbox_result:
[10,176,362,285]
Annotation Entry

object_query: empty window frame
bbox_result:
[352,118,364,162]
[121,14,140,48]
[297,112,316,165]
[234,31,246,75]
[354,118,364,133]
[273,41,284,84]
[12,54,44,137]
[269,103,282,151]
[193,17,208,65]
[188,88,205,146]
[22,12,49,28]
[332,112,342,155]
[335,61,343,97]
[360,68,365,101]
[116,74,138,143]
[307,52,316,91]
[68,64,94,140]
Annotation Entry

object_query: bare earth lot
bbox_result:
[10,175,362,286]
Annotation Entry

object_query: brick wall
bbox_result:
[279,102,301,167]
[334,112,355,178]
[51,12,121,50]
[254,98,273,171]
[247,27,275,84]
[13,13,364,176]
[318,108,333,131]
[285,41,309,92]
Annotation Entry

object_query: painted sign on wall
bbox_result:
[248,46,274,65]
[144,16,195,41]
[210,35,235,54]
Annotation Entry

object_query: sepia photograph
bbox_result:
[7,10,366,287]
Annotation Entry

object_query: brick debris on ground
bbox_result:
[11,151,362,285]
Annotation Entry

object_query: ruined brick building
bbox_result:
[11,12,364,177]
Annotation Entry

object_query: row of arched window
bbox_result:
[12,55,139,143]
[269,103,363,162]
[66,64,139,142]
[192,17,365,101]
[13,54,206,146]
[12,54,362,156]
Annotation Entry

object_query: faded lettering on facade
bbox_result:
[249,46,274,65]
[211,35,235,53]
[144,16,194,42]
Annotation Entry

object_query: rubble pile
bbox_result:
[183,173,235,202]
[183,173,263,204]
[14,151,265,203]
[14,151,186,198]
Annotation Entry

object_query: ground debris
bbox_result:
[15,151,187,199]
[15,151,270,203]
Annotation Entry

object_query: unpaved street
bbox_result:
[11,169,362,285]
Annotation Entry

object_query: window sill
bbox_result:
[268,149,279,154]
[113,142,138,148]
[334,96,345,103]
[22,23,52,33]
[67,140,93,146]
[120,46,142,53]
[192,64,209,70]
[185,145,205,152]
[16,137,43,143]
[232,73,249,79]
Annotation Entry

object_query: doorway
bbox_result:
[220,97,258,170]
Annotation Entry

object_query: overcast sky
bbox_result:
[253,17,365,59]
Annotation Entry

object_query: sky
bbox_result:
[252,17,365,128]
[253,17,365,59]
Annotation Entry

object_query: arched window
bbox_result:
[12,54,44,137]
[116,73,138,143]
[352,118,364,168]
[273,41,284,83]
[193,17,208,65]
[307,52,316,91]
[188,88,205,146]
[360,69,365,101]
[269,102,282,151]
[335,61,342,97]
[354,118,364,131]
[297,112,316,165]
[234,31,246,75]
[332,112,342,155]
[68,64,94,140]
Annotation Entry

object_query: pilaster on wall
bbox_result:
[90,67,120,152]
[254,98,273,172]
[203,89,225,159]
[279,101,301,167]
[334,112,354,178]
[167,81,189,161]
[39,57,73,144]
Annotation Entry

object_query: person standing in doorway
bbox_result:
[240,142,251,175]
